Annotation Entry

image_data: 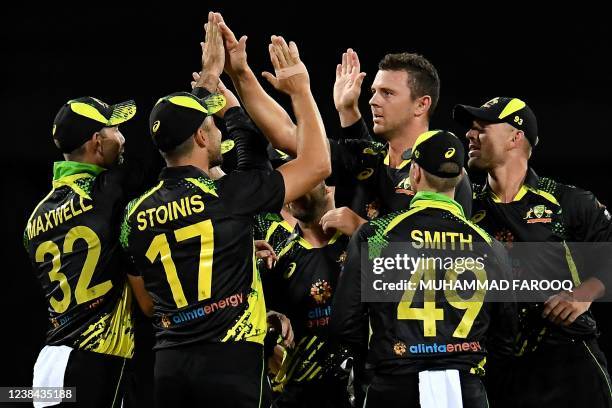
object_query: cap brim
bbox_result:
[202,93,226,115]
[107,100,137,126]
[453,104,501,130]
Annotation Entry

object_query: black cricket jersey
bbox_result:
[263,224,351,385]
[23,161,142,358]
[120,165,285,349]
[330,191,517,375]
[254,212,294,254]
[471,168,612,352]
[330,119,473,219]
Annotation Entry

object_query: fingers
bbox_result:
[288,41,300,62]
[275,36,292,65]
[336,64,342,79]
[341,52,348,76]
[270,36,288,68]
[261,71,279,88]
[564,310,582,326]
[354,72,367,87]
[542,295,561,318]
[237,35,248,52]
[219,21,238,45]
[352,48,361,71]
[281,316,294,347]
[268,43,281,71]
[192,72,201,81]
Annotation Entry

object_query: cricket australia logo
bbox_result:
[395,177,414,196]
[524,204,553,224]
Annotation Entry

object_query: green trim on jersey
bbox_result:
[53,161,105,180]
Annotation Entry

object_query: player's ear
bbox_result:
[415,95,432,117]
[193,126,207,148]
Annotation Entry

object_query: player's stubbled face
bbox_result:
[465,120,512,170]
[288,183,327,223]
[369,70,416,138]
[98,126,125,166]
[204,117,223,168]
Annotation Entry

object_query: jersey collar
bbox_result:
[409,191,465,218]
[484,167,540,203]
[159,165,210,180]
[53,161,105,181]
[289,223,343,249]
[383,146,412,170]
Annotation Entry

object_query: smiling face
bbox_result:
[368,70,418,139]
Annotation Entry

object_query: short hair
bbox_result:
[161,134,195,160]
[378,53,440,117]
[422,163,462,192]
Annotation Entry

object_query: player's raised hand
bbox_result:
[262,36,310,96]
[333,48,366,113]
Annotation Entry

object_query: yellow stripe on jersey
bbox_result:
[52,173,94,200]
[186,177,219,197]
[127,180,164,218]
[222,247,267,344]
[76,282,134,358]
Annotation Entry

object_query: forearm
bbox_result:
[291,89,330,179]
[573,277,605,302]
[231,69,297,155]
[338,106,362,128]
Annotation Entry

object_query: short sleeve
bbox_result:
[218,169,285,216]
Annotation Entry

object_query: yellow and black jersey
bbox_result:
[330,119,473,218]
[263,225,351,384]
[330,191,517,375]
[23,161,143,358]
[120,165,285,349]
[254,212,293,254]
[471,168,612,351]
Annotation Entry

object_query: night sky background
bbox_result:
[2,3,611,400]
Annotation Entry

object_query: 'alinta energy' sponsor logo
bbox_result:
[159,293,244,328]
[408,341,482,354]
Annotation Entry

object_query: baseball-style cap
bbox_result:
[53,97,136,153]
[453,97,538,146]
[149,92,226,152]
[410,130,465,178]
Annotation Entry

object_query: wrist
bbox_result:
[196,72,220,93]
[338,106,361,127]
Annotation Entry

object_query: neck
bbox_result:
[487,160,528,203]
[298,201,336,247]
[165,156,210,177]
[386,120,428,167]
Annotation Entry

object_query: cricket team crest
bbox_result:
[524,204,553,224]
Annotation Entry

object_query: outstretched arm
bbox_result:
[214,13,298,155]
[264,36,331,203]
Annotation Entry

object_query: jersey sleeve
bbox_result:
[328,138,382,186]
[329,224,369,348]
[224,107,272,172]
[338,117,372,141]
[455,170,473,218]
[218,169,285,217]
[560,185,612,294]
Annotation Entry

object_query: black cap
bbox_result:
[410,130,465,178]
[453,97,538,146]
[149,92,226,152]
[53,97,136,153]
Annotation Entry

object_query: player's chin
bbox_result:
[467,157,488,171]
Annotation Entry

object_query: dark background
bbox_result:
[2,3,611,392]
